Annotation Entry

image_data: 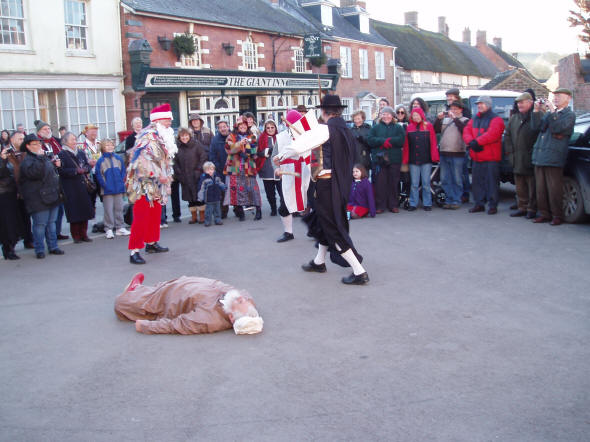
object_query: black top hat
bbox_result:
[316,94,347,110]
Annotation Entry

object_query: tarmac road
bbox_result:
[1,185,589,441]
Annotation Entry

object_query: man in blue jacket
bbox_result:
[531,88,576,225]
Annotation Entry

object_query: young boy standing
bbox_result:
[197,161,226,226]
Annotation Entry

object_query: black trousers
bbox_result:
[262,179,279,213]
[275,180,290,217]
[17,198,33,244]
[315,179,350,252]
[171,180,181,219]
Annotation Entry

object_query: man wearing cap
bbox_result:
[436,100,469,209]
[504,92,544,219]
[302,95,369,285]
[530,88,576,225]
[126,103,177,264]
[35,120,68,240]
[463,95,505,215]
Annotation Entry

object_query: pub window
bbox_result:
[215,98,228,109]
[241,35,258,71]
[359,49,368,79]
[294,47,306,73]
[375,51,385,80]
[188,97,201,111]
[0,0,26,45]
[175,33,202,68]
[258,96,267,108]
[340,46,352,78]
[277,97,284,107]
[64,0,89,51]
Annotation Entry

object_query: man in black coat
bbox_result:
[302,95,369,285]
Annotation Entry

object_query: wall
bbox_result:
[556,54,590,112]
[0,0,122,76]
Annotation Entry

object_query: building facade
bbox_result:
[0,0,124,138]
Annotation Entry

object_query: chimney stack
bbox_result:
[493,37,502,50]
[476,30,487,47]
[438,16,449,37]
[462,27,471,45]
[404,11,418,28]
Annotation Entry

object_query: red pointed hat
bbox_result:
[150,103,173,122]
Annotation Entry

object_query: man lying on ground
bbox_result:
[115,273,263,335]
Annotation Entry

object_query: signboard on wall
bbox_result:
[303,34,322,58]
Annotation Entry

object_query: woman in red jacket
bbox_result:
[402,108,439,211]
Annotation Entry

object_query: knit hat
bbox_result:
[380,106,395,116]
[515,92,533,102]
[475,95,492,107]
[34,120,49,132]
[150,103,173,122]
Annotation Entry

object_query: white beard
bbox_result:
[156,123,178,158]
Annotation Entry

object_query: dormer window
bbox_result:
[359,14,369,34]
[320,4,333,27]
[300,1,335,28]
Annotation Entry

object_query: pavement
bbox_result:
[1,184,589,441]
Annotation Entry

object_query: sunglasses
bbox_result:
[397,111,405,115]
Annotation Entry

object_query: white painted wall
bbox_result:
[0,0,122,76]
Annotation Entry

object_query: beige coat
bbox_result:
[115,276,253,335]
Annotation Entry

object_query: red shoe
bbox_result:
[125,272,144,293]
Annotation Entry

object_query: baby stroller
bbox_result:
[400,162,446,209]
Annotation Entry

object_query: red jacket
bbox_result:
[463,110,505,162]
[402,108,439,164]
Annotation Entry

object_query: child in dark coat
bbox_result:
[347,164,376,219]
[197,161,226,226]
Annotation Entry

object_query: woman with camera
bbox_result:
[19,134,65,259]
[58,132,95,243]
[367,106,405,214]
[0,141,23,259]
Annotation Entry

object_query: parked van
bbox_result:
[410,90,520,183]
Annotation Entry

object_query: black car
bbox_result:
[564,115,590,223]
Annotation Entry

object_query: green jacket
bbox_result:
[504,110,543,175]
[367,121,405,165]
[531,107,576,168]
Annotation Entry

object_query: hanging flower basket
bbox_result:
[172,33,196,57]
[309,53,327,67]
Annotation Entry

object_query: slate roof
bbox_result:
[288,1,393,46]
[479,68,549,92]
[455,42,499,78]
[489,44,525,69]
[122,0,316,36]
[371,20,483,76]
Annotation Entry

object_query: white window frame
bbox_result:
[0,88,38,132]
[64,0,90,53]
[0,0,28,47]
[375,51,385,80]
[340,46,352,78]
[65,88,117,139]
[359,49,368,80]
[241,35,259,71]
[294,47,306,73]
[341,97,354,121]
[174,33,210,69]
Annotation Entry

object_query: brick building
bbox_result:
[480,68,550,99]
[474,31,525,73]
[120,0,395,129]
[548,53,590,113]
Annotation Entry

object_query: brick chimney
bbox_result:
[476,30,487,47]
[405,11,418,28]
[438,16,449,37]
[463,27,471,45]
[493,37,502,50]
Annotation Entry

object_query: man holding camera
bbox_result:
[530,88,576,225]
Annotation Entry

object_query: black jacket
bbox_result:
[57,149,95,223]
[19,152,63,214]
[350,123,372,169]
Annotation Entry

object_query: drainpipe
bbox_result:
[392,46,397,106]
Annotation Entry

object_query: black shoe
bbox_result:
[49,248,65,255]
[254,207,262,220]
[341,272,369,285]
[277,232,294,243]
[173,217,181,223]
[461,195,470,203]
[510,210,526,217]
[145,242,169,253]
[301,260,327,273]
[424,206,432,211]
[509,203,518,210]
[525,211,537,220]
[36,252,45,259]
[24,241,34,249]
[130,252,146,264]
[270,209,277,216]
[4,251,20,260]
[81,237,93,242]
[57,234,69,240]
[407,206,417,212]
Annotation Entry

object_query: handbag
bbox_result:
[71,152,97,194]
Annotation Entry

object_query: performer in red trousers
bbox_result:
[126,104,177,264]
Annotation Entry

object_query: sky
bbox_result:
[365,0,583,55]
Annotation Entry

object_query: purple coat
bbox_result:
[348,178,376,217]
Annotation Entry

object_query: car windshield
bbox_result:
[570,120,590,146]
[469,97,515,120]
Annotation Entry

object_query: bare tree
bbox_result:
[569,0,590,48]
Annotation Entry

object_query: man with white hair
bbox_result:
[114,273,263,335]
[126,103,177,264]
